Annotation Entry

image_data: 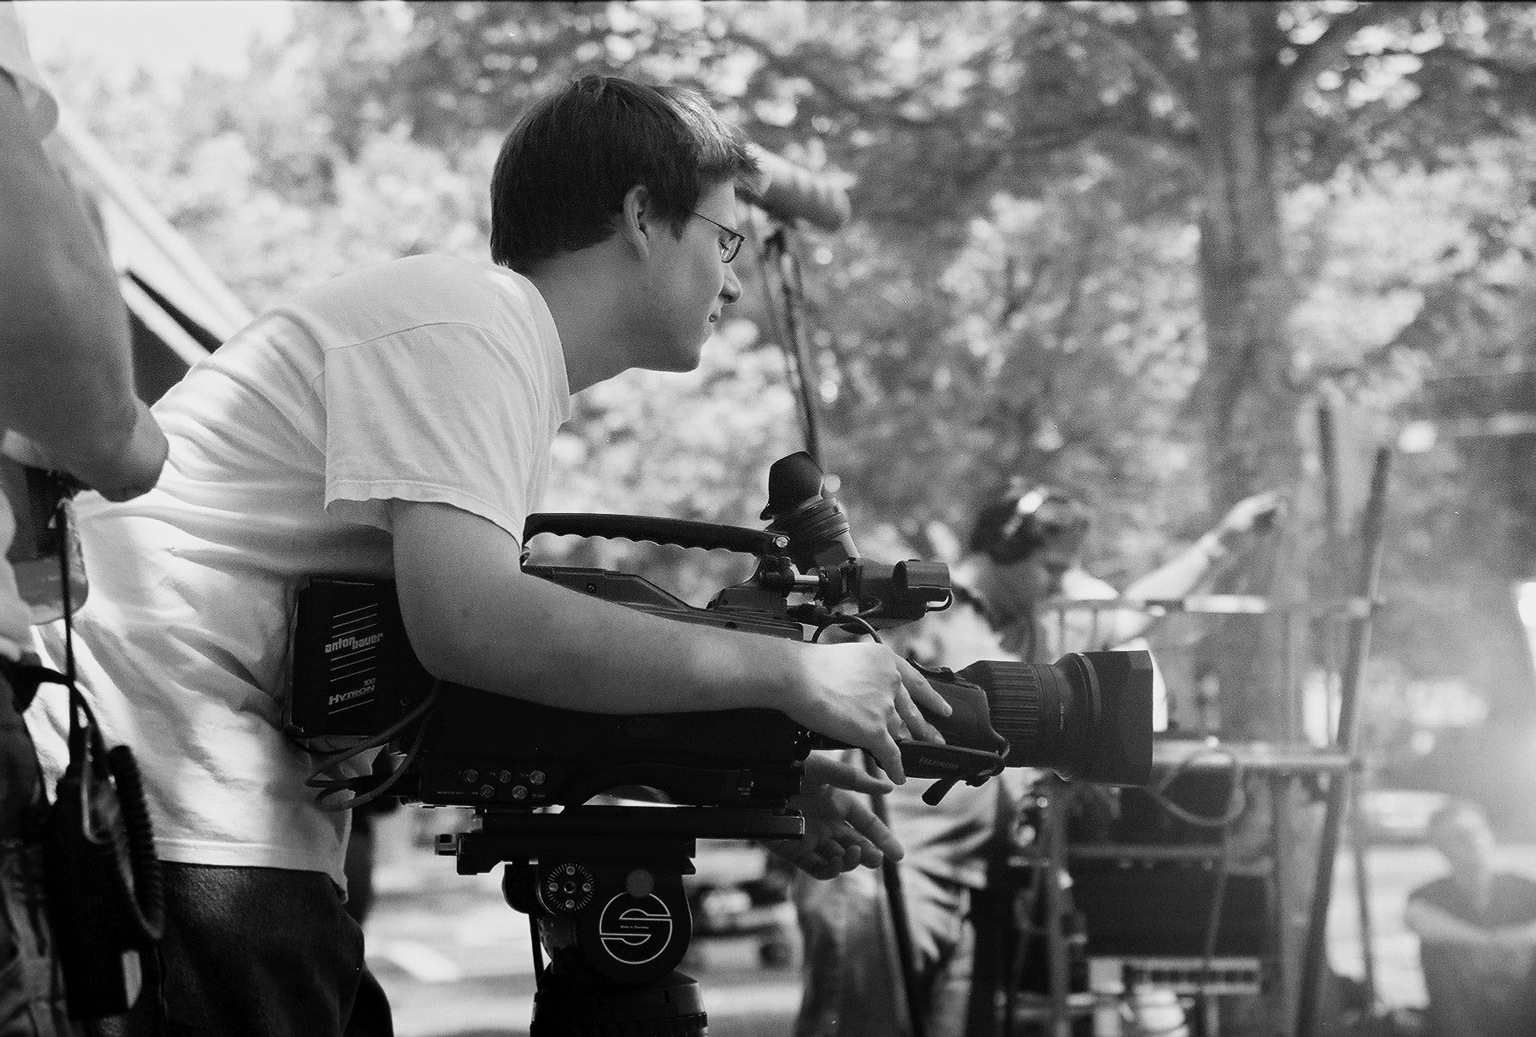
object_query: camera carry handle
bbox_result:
[524,514,790,557]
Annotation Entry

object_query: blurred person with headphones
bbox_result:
[792,479,1280,1037]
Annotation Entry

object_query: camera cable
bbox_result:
[1145,743,1250,1019]
[304,681,441,811]
[39,479,167,1027]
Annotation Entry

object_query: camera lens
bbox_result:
[957,650,1153,786]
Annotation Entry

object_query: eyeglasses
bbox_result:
[692,212,745,264]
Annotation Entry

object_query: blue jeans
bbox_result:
[93,863,393,1037]
[792,866,974,1037]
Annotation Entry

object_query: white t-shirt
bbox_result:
[0,1,61,659]
[29,254,571,887]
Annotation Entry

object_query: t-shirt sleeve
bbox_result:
[321,320,545,541]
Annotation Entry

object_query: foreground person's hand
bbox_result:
[765,781,902,880]
[783,642,951,784]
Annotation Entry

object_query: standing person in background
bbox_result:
[793,480,1280,1037]
[0,2,169,1032]
[1405,798,1536,1037]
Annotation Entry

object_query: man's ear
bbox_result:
[619,184,652,257]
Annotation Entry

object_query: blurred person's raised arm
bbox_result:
[1102,490,1285,644]
[0,69,165,500]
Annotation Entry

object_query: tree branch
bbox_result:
[1272,1,1435,119]
[1051,3,1198,119]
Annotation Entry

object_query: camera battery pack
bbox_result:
[285,576,429,746]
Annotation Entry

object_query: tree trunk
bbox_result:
[1190,1,1306,740]
[1190,5,1315,1032]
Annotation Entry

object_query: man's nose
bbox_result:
[721,263,742,304]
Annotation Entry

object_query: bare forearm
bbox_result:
[401,555,804,715]
[0,77,154,492]
[1122,532,1227,607]
[0,96,136,451]
[390,499,949,781]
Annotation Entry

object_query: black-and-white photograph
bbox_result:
[4,2,1536,1035]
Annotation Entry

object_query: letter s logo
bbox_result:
[596,894,674,966]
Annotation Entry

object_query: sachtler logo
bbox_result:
[597,894,674,966]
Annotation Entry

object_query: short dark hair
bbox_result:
[489,74,757,273]
[969,484,1091,564]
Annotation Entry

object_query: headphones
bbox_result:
[970,482,1090,564]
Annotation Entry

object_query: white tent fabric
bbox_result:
[44,110,251,391]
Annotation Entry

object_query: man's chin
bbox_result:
[669,338,709,373]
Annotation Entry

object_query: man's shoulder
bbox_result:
[291,255,544,338]
[322,254,508,297]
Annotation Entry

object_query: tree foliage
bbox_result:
[40,0,1536,722]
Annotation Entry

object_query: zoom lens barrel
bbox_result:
[957,650,1153,786]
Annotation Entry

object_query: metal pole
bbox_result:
[773,238,824,466]
[871,788,927,1037]
[1348,777,1379,1008]
[1044,777,1072,1037]
[1295,448,1391,1037]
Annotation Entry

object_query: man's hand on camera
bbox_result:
[785,642,950,785]
[765,782,903,880]
[2,398,168,501]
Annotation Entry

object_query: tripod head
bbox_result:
[443,805,803,1036]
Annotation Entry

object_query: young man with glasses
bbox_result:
[792,481,1280,1037]
[27,73,949,1037]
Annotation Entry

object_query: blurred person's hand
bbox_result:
[765,781,902,880]
[1213,490,1285,549]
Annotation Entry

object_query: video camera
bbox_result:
[284,451,1152,1035]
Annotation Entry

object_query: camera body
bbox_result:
[286,515,975,812]
[284,453,1153,816]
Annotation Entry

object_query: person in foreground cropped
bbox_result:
[0,3,169,1033]
[25,74,949,1037]
[793,480,1280,1037]
[1405,798,1536,1037]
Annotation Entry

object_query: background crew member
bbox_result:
[1405,798,1536,1037]
[0,2,168,1032]
[793,480,1280,1037]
